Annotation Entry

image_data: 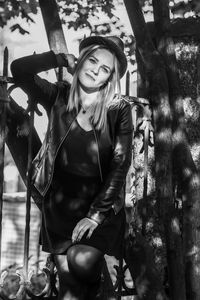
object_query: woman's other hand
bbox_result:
[56,53,77,74]
[72,218,98,243]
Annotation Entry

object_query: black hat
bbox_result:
[79,35,127,78]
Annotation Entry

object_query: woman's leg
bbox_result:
[54,244,103,300]
[54,253,86,300]
[67,244,104,300]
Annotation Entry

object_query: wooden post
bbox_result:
[126,70,130,96]
[39,0,71,82]
[0,47,9,269]
[23,101,35,278]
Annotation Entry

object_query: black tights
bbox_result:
[54,244,103,300]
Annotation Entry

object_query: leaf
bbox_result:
[28,0,38,14]
[10,23,29,34]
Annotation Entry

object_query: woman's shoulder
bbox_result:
[108,95,132,112]
[107,95,133,133]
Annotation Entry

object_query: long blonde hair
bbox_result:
[67,44,121,130]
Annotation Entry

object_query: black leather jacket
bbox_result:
[11,51,133,224]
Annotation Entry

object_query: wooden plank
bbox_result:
[39,0,71,82]
[0,47,9,269]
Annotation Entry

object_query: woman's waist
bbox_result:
[52,169,101,195]
[55,161,101,178]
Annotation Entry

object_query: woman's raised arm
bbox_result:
[11,51,60,112]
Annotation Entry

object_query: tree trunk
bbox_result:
[124,0,173,299]
[152,1,186,299]
[153,1,200,299]
[125,233,168,300]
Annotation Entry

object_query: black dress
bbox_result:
[40,118,125,258]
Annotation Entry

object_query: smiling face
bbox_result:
[78,48,115,92]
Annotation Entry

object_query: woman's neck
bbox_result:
[79,85,99,108]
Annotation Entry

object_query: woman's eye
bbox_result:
[102,67,109,73]
[89,58,96,63]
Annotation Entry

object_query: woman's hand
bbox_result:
[56,53,77,74]
[72,218,98,243]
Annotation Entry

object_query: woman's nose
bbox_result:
[92,65,99,75]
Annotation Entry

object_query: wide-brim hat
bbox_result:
[79,35,127,78]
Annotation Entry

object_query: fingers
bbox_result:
[86,227,95,239]
[72,223,88,243]
[72,218,98,243]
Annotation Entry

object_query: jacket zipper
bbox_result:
[91,123,103,183]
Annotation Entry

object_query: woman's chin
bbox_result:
[79,81,100,93]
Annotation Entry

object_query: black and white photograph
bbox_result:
[0,1,200,299]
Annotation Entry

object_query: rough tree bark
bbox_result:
[153,1,200,299]
[152,1,186,299]
[123,0,200,299]
[123,0,172,299]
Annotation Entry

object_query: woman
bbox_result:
[11,35,133,300]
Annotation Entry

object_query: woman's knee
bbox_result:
[67,244,103,282]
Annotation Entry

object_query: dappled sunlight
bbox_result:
[182,166,192,178]
[186,245,200,257]
[172,129,187,144]
[189,172,200,186]
[68,198,87,212]
[87,141,98,164]
[152,237,163,248]
[153,94,171,114]
[174,95,185,112]
[55,191,64,204]
[171,217,181,235]
[75,251,88,268]
[195,265,200,276]
[157,128,172,142]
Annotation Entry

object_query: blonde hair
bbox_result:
[67,44,121,130]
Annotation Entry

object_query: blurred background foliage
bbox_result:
[1,0,200,32]
[1,0,200,68]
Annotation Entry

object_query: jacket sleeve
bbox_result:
[10,51,62,113]
[87,101,133,224]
